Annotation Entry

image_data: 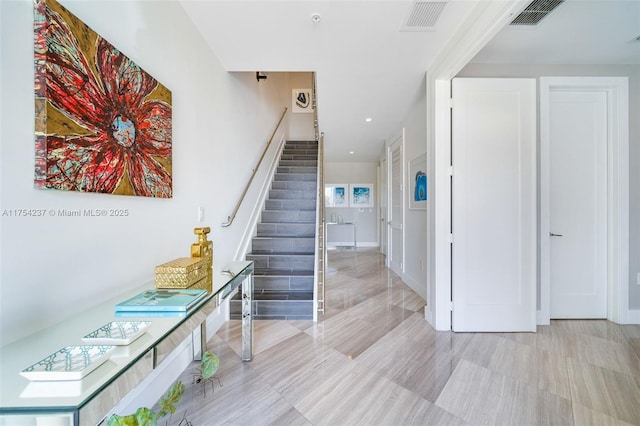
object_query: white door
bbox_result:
[388,135,403,274]
[549,90,607,318]
[380,157,388,256]
[451,78,537,332]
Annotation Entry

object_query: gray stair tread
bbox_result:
[248,252,315,257]
[254,269,315,276]
[259,221,316,224]
[274,173,317,179]
[242,140,318,316]
[252,236,315,240]
[251,251,315,256]
[232,291,314,301]
[256,233,315,237]
[254,291,314,300]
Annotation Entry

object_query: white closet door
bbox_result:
[451,78,537,332]
[549,90,607,319]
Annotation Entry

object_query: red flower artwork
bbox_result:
[34,0,172,198]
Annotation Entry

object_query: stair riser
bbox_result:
[277,166,317,174]
[261,211,316,223]
[283,144,318,149]
[252,237,315,253]
[285,141,317,145]
[274,173,316,182]
[253,275,314,292]
[230,300,313,320]
[281,151,319,157]
[246,254,315,271]
[283,148,317,151]
[271,181,317,191]
[265,199,316,211]
[279,160,318,167]
[279,155,318,161]
[257,223,316,237]
[268,188,316,199]
[268,189,315,200]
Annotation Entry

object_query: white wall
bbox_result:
[458,63,640,310]
[384,80,428,301]
[399,89,428,300]
[325,162,378,246]
[288,72,316,141]
[0,0,291,346]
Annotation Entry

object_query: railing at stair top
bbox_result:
[222,107,288,227]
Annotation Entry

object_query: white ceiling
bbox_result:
[472,0,640,65]
[180,0,640,163]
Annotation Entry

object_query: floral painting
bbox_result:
[34,0,172,198]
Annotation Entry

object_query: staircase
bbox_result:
[231,140,318,320]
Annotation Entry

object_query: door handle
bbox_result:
[549,233,563,237]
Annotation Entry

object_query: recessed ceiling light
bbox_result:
[365,118,372,122]
[349,151,355,155]
[311,13,321,23]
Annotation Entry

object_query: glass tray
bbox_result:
[20,345,114,381]
[81,321,151,345]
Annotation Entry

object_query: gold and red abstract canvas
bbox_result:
[34,0,172,197]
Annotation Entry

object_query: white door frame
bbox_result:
[539,76,630,324]
[387,132,405,273]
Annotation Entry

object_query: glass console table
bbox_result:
[0,261,253,426]
[326,222,357,248]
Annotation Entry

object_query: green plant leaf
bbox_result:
[201,351,220,380]
[107,414,137,426]
[157,381,185,418]
[135,407,157,426]
[107,408,156,426]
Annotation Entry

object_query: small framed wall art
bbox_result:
[325,184,348,208]
[292,89,313,113]
[349,184,374,208]
[409,153,427,210]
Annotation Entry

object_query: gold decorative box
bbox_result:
[155,257,209,289]
[186,269,213,293]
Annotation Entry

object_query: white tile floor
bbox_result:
[163,248,640,425]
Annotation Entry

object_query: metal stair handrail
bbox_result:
[222,107,288,227]
[316,131,326,316]
[311,72,325,318]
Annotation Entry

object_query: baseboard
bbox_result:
[402,272,427,301]
[424,304,434,328]
[536,310,550,326]
[536,309,640,325]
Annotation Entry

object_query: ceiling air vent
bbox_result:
[401,1,447,31]
[510,0,564,26]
